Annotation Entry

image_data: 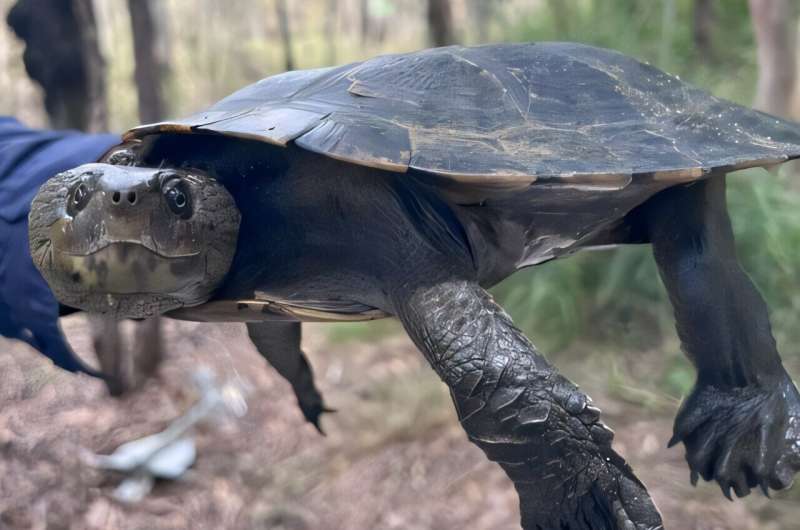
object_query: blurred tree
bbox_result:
[127,0,167,123]
[325,0,338,65]
[693,0,716,64]
[659,0,677,70]
[547,0,569,37]
[469,0,493,43]
[6,0,107,131]
[360,0,369,43]
[749,0,797,118]
[427,0,455,46]
[360,0,390,45]
[276,0,294,70]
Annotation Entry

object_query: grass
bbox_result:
[325,319,405,345]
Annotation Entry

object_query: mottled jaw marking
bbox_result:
[53,242,204,294]
[29,162,241,318]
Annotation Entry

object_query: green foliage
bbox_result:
[660,350,696,397]
[509,0,757,104]
[326,319,404,344]
[491,245,667,354]
[728,171,800,356]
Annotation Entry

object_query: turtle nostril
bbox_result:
[111,191,121,204]
[127,191,137,205]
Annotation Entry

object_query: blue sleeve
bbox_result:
[0,117,120,375]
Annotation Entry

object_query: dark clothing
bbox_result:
[0,117,118,373]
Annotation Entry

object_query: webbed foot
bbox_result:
[517,465,663,530]
[488,386,663,530]
[670,378,800,498]
[395,281,663,529]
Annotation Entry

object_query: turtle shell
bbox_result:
[127,42,800,191]
[124,42,800,323]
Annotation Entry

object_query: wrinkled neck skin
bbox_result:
[136,135,479,316]
[216,150,478,314]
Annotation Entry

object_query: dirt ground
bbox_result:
[1,315,798,530]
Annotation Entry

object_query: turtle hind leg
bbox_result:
[246,322,333,434]
[392,280,663,530]
[640,174,800,497]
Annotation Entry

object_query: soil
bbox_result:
[1,315,797,530]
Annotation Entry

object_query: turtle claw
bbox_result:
[299,400,335,435]
[671,378,800,499]
[760,480,771,497]
[719,483,733,501]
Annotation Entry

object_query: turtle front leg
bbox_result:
[393,280,663,530]
[247,322,333,433]
[643,174,800,497]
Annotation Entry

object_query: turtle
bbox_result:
[28,42,800,529]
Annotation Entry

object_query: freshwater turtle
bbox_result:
[29,42,800,529]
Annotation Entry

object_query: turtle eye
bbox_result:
[68,183,92,214]
[163,179,192,219]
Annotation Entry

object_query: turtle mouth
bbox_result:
[63,238,201,259]
[45,217,204,260]
[51,242,207,296]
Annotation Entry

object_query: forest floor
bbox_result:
[1,315,799,530]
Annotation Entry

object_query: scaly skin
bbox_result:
[643,175,800,498]
[247,322,333,433]
[669,378,800,497]
[394,280,663,530]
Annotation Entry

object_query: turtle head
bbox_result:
[29,163,241,318]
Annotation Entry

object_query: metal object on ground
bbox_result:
[85,368,248,503]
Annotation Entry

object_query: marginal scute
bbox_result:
[296,114,411,171]
[126,42,800,190]
[197,107,327,146]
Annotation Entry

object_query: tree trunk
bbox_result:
[547,0,569,37]
[6,0,107,131]
[749,0,797,118]
[659,0,677,71]
[324,0,337,65]
[127,0,167,123]
[469,0,491,43]
[427,0,455,47]
[360,0,370,44]
[275,0,294,71]
[72,0,107,132]
[693,0,715,64]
